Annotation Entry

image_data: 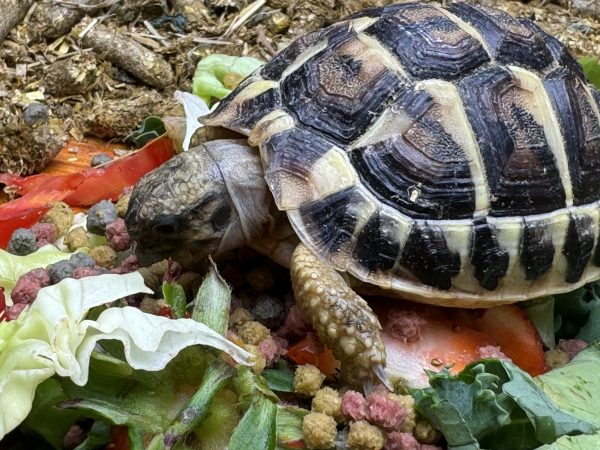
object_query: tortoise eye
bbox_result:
[211,204,232,231]
[152,215,182,235]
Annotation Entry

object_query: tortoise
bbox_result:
[125,1,600,386]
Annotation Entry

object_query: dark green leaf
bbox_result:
[20,378,82,449]
[125,116,167,148]
[412,359,596,450]
[73,421,111,450]
[262,368,295,393]
[522,297,556,349]
[229,396,277,450]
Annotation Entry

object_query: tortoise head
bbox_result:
[125,142,244,267]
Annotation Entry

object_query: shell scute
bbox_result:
[364,4,490,80]
[280,31,403,146]
[447,2,554,70]
[398,222,461,291]
[544,68,600,206]
[459,65,567,216]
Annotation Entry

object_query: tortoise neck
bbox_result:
[204,139,276,253]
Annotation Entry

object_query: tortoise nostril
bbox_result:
[152,216,182,235]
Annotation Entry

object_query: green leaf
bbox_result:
[161,358,235,449]
[276,405,308,450]
[125,116,167,148]
[229,395,277,450]
[0,272,252,440]
[535,432,600,450]
[499,360,595,443]
[412,359,596,450]
[579,57,600,90]
[59,346,214,433]
[262,368,295,393]
[192,54,265,104]
[523,297,556,349]
[537,342,600,428]
[576,306,600,343]
[20,378,82,449]
[191,257,231,335]
[162,282,187,318]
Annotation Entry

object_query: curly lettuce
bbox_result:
[0,272,253,439]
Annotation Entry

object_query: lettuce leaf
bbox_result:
[580,57,600,90]
[192,54,264,104]
[0,272,253,439]
[535,433,600,450]
[536,343,600,428]
[0,245,71,303]
[412,359,596,450]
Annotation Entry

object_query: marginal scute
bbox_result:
[470,218,509,290]
[399,222,461,290]
[563,214,595,283]
[544,68,600,206]
[365,4,490,80]
[446,2,554,70]
[261,127,341,210]
[459,65,566,216]
[352,209,402,273]
[520,218,555,280]
[296,187,372,267]
[203,79,281,135]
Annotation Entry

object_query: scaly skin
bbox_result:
[291,244,388,388]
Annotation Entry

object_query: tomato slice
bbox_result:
[0,137,173,206]
[287,333,340,377]
[0,174,85,248]
[0,137,174,248]
[288,300,546,387]
[474,305,547,376]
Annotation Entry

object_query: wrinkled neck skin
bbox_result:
[206,141,298,267]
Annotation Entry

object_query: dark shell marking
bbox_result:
[205,2,600,303]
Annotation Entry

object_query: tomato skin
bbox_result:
[287,333,340,377]
[64,137,173,206]
[475,305,548,376]
[0,137,174,249]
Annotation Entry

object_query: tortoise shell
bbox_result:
[203,1,600,307]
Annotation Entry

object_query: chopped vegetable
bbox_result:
[411,359,595,450]
[0,271,253,439]
[537,342,600,428]
[0,136,173,209]
[373,301,546,387]
[192,54,265,105]
[192,257,231,335]
[580,56,600,90]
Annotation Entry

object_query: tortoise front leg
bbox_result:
[290,244,390,390]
